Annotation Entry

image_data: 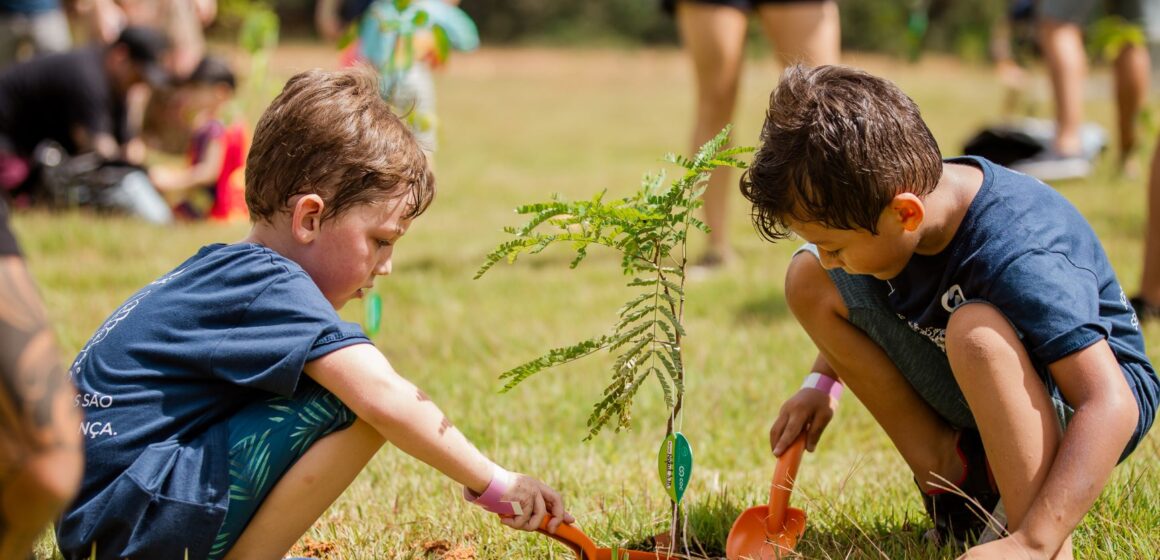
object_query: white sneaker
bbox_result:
[1010,152,1093,182]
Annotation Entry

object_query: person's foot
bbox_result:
[915,429,1004,548]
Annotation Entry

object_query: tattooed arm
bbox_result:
[0,254,82,560]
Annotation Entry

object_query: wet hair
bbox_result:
[186,55,236,90]
[739,64,942,241]
[245,65,435,224]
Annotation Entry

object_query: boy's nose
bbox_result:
[819,252,842,270]
[375,257,393,276]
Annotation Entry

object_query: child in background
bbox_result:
[149,54,247,221]
[56,66,572,560]
[315,0,478,160]
[744,65,1158,557]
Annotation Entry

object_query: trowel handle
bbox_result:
[535,515,599,559]
[767,434,806,533]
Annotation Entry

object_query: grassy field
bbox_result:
[18,45,1160,558]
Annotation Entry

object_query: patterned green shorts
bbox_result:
[207,380,355,559]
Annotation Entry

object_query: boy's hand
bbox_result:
[770,387,836,456]
[497,473,575,533]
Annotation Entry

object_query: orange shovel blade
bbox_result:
[726,435,808,559]
[724,506,807,559]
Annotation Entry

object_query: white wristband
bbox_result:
[801,372,843,402]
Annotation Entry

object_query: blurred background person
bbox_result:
[0,26,174,223]
[0,197,82,560]
[1025,0,1153,180]
[315,0,478,162]
[0,0,70,68]
[1132,129,1160,321]
[665,0,841,274]
[149,54,248,222]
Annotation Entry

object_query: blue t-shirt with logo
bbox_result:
[56,243,370,560]
[887,156,1159,437]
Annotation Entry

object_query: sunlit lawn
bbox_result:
[19,44,1160,558]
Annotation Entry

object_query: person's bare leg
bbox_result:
[785,254,962,485]
[945,303,1072,559]
[676,2,747,265]
[1138,135,1160,305]
[224,419,384,560]
[1113,43,1149,171]
[755,0,841,67]
[1038,19,1087,156]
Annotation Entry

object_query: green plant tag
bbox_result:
[657,432,693,503]
[365,293,382,336]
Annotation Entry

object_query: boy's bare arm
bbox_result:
[150,137,223,192]
[304,343,572,531]
[1012,339,1138,555]
[304,343,492,490]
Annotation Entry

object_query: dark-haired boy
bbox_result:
[56,66,572,560]
[746,64,1159,558]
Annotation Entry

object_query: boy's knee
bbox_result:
[785,252,845,323]
[945,303,1021,365]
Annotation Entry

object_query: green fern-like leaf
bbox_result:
[659,278,684,296]
[657,305,687,337]
[612,335,653,371]
[496,335,612,391]
[478,127,750,438]
[618,292,655,316]
[655,366,674,408]
[615,306,656,333]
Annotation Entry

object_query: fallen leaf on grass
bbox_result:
[289,536,338,559]
[417,539,476,559]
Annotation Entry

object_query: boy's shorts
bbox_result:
[797,245,1150,462]
[208,380,356,559]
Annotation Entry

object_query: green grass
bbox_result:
[20,46,1160,558]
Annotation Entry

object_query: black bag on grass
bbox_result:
[962,125,1045,167]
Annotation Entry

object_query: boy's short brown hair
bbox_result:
[245,66,435,223]
[740,64,942,241]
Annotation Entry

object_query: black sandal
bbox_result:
[915,430,1003,547]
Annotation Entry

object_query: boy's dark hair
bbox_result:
[740,64,942,241]
[245,66,435,224]
[187,55,235,90]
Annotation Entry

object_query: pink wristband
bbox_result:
[463,464,519,516]
[801,372,843,401]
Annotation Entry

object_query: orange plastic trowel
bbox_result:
[724,435,808,559]
[533,516,675,560]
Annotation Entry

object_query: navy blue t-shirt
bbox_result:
[56,243,370,560]
[0,0,59,15]
[888,156,1159,432]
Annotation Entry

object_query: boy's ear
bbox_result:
[890,193,924,232]
[290,194,326,243]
